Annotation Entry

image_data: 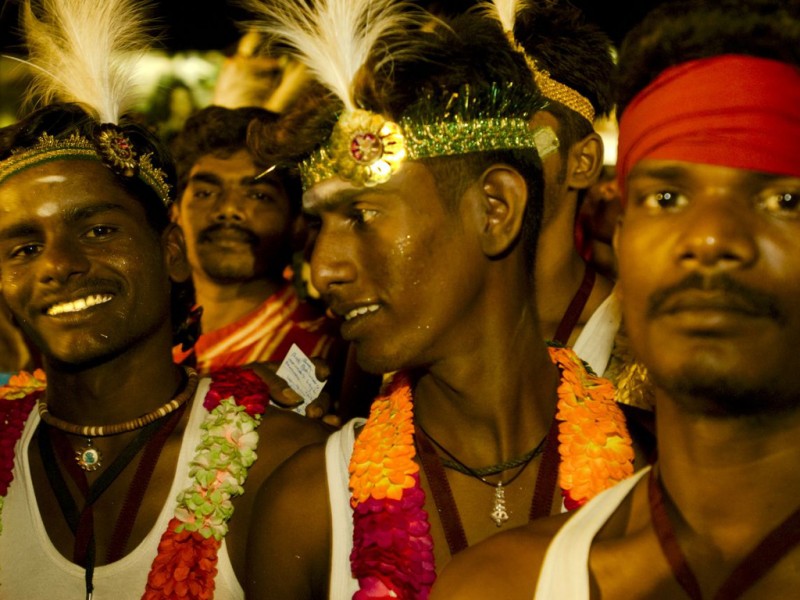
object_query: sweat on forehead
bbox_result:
[616,54,800,201]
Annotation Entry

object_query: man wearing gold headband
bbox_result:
[0,1,331,597]
[432,0,800,597]
[508,0,618,359]
[243,3,642,598]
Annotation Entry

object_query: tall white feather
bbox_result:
[481,0,532,35]
[22,0,154,123]
[243,0,422,112]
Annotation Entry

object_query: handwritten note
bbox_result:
[276,344,326,415]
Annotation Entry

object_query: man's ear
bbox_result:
[566,132,604,190]
[169,201,181,224]
[163,223,192,284]
[477,165,528,258]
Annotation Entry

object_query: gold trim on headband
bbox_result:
[505,36,595,124]
[532,66,595,124]
[299,110,559,190]
[0,131,172,206]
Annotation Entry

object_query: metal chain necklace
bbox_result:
[416,421,547,526]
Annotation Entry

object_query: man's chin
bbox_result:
[197,260,256,283]
[652,366,798,418]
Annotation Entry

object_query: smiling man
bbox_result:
[0,2,331,597]
[431,1,800,598]
[170,106,343,380]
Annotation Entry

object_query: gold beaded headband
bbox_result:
[513,38,595,124]
[3,0,173,205]
[0,128,172,206]
[298,101,560,190]
[484,0,595,123]
[530,64,594,123]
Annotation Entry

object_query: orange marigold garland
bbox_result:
[349,373,436,599]
[549,346,635,509]
[348,347,633,598]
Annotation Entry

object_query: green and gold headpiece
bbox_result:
[298,83,559,190]
[0,128,172,206]
[246,0,558,190]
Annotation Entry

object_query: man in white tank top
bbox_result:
[0,2,330,597]
[432,1,800,598]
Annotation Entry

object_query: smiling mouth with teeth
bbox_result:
[344,304,380,322]
[46,294,113,316]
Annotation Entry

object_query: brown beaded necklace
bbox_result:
[36,367,198,470]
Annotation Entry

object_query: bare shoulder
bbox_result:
[226,411,331,588]
[244,441,333,600]
[431,513,572,600]
[251,406,333,477]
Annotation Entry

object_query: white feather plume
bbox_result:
[481,0,532,35]
[243,0,424,112]
[20,0,154,123]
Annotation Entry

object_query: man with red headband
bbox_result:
[431,0,800,597]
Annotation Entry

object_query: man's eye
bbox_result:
[249,190,275,202]
[641,191,687,210]
[85,225,117,238]
[10,243,41,259]
[760,191,800,215]
[353,208,378,225]
[192,189,213,200]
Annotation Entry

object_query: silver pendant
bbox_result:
[490,484,509,527]
[75,438,102,471]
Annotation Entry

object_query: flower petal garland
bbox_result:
[144,367,269,599]
[0,367,268,599]
[550,345,635,510]
[348,347,633,598]
[0,370,46,536]
[349,373,436,599]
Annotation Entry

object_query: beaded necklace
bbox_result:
[348,345,634,598]
[0,367,269,599]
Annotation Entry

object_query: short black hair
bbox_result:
[171,105,302,212]
[616,0,800,117]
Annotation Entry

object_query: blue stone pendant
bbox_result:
[75,438,102,471]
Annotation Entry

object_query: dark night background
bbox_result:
[0,1,668,55]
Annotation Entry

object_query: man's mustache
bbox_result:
[198,223,259,246]
[647,272,782,322]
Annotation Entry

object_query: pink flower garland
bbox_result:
[348,347,634,598]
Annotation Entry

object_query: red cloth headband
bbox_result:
[617,55,800,201]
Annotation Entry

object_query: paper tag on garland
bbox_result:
[276,344,327,415]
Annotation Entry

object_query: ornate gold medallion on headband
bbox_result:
[329,109,407,187]
[299,101,560,190]
[95,124,139,178]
